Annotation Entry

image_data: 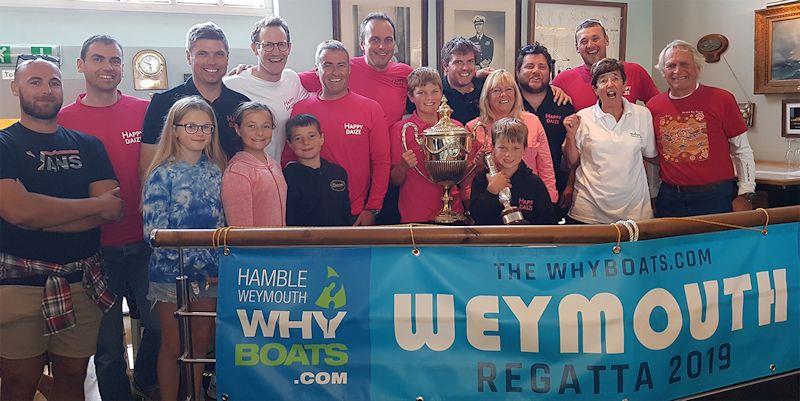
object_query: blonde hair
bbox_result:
[479,69,524,123]
[407,67,442,95]
[492,117,528,148]
[143,96,227,181]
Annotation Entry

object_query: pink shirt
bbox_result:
[283,91,390,215]
[391,112,466,223]
[467,112,558,203]
[58,92,149,247]
[299,56,413,126]
[552,62,660,111]
[222,151,287,227]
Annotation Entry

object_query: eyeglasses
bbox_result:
[175,123,215,135]
[16,54,61,69]
[255,41,290,52]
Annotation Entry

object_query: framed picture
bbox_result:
[529,0,627,76]
[755,4,800,94]
[332,0,428,67]
[782,99,800,137]
[436,0,521,70]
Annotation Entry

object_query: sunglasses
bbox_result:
[576,18,603,30]
[16,54,61,69]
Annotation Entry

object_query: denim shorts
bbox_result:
[147,281,218,304]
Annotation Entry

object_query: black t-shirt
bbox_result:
[442,77,484,125]
[141,77,250,158]
[521,87,576,193]
[469,160,556,225]
[0,122,117,264]
[284,159,353,226]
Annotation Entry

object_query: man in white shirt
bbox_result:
[223,16,309,161]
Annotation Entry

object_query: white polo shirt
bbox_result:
[223,68,310,161]
[569,98,657,224]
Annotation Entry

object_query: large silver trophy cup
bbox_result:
[401,97,476,224]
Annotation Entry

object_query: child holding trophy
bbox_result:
[390,67,470,223]
[470,117,556,225]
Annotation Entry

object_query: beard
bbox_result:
[19,90,62,120]
[519,78,548,95]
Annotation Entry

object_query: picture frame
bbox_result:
[528,0,627,76]
[782,99,800,137]
[754,4,800,94]
[332,0,428,68]
[436,0,521,71]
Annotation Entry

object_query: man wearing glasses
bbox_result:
[552,19,659,111]
[0,55,122,401]
[140,21,249,173]
[223,16,309,162]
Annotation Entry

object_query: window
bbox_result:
[2,0,275,16]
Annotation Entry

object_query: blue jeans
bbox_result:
[96,241,159,400]
[655,181,736,217]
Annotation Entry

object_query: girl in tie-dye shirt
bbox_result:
[141,96,227,400]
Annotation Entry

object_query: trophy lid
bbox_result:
[424,96,470,137]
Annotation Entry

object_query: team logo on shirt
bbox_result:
[517,198,534,211]
[330,180,346,192]
[623,85,631,96]
[629,131,641,138]
[26,149,83,172]
[658,111,709,162]
[122,130,142,145]
[544,113,562,125]
[344,123,364,135]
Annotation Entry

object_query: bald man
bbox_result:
[0,57,122,401]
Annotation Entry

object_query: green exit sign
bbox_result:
[30,46,52,55]
[0,46,10,64]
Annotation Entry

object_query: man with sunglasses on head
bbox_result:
[223,16,309,162]
[140,21,249,174]
[516,43,576,220]
[552,19,659,111]
[0,55,122,401]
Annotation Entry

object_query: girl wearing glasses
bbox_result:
[141,96,226,401]
[221,101,287,226]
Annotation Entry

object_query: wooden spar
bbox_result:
[151,206,800,248]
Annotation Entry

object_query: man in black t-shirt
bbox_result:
[516,43,576,219]
[139,21,249,175]
[0,58,123,401]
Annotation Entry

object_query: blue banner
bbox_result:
[216,223,800,400]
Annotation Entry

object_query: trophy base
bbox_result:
[433,211,467,225]
[502,209,528,225]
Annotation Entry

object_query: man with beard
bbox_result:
[284,40,390,227]
[552,19,659,111]
[57,35,159,401]
[140,21,249,172]
[0,56,123,401]
[223,17,309,162]
[516,43,575,219]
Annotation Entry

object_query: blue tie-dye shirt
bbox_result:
[143,155,225,284]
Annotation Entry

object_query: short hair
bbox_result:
[359,12,396,43]
[440,36,480,66]
[656,39,705,74]
[286,114,322,140]
[186,21,229,53]
[407,67,442,95]
[249,16,290,44]
[575,19,608,46]
[479,69,524,122]
[492,117,528,148]
[591,58,626,87]
[80,34,123,60]
[315,40,349,65]
[515,42,553,74]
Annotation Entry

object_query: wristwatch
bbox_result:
[369,209,380,216]
[740,192,756,202]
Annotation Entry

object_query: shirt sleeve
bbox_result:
[468,170,501,225]
[527,115,558,203]
[85,135,118,183]
[221,170,255,226]
[0,134,19,180]
[728,132,756,194]
[721,91,748,138]
[638,65,661,104]
[298,69,322,93]
[364,106,391,211]
[390,121,407,166]
[341,168,353,225]
[527,174,556,225]
[142,166,171,244]
[141,94,167,145]
[640,108,658,159]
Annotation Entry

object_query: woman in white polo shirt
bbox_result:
[562,58,658,224]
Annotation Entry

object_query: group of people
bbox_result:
[0,11,755,401]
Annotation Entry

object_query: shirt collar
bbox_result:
[668,82,701,100]
[591,97,633,119]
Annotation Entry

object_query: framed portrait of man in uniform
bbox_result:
[436,0,521,70]
[333,0,428,67]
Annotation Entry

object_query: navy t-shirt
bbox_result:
[522,87,576,193]
[284,158,352,226]
[0,122,117,264]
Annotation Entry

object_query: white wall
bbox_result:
[652,0,790,162]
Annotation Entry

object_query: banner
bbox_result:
[216,223,800,400]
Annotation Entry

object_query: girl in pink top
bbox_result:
[222,102,287,226]
[466,69,558,203]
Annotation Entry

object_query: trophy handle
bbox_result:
[401,122,436,184]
